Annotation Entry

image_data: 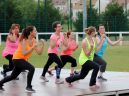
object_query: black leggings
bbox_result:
[66,60,99,86]
[60,55,77,68]
[3,55,14,73]
[0,59,35,88]
[93,54,107,72]
[41,53,63,79]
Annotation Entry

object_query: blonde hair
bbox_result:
[85,26,96,35]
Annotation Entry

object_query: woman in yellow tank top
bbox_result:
[65,26,105,90]
[0,26,45,92]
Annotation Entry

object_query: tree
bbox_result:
[73,7,99,32]
[0,0,62,33]
[0,0,23,33]
[40,0,61,32]
[103,1,129,31]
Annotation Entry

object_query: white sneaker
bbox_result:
[40,76,49,82]
[55,79,64,84]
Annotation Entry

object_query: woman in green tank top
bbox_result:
[65,26,105,90]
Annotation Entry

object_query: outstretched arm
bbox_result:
[107,37,122,46]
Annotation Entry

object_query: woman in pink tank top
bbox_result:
[1,24,20,77]
[41,21,67,84]
[48,31,79,76]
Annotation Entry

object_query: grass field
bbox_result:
[0,42,129,72]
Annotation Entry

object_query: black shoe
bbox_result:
[0,86,4,91]
[74,71,80,75]
[70,73,74,76]
[1,71,7,77]
[25,87,35,93]
[14,77,19,80]
[98,76,107,81]
[47,71,54,76]
[22,70,27,72]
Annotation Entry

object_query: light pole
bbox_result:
[4,0,7,33]
[67,0,70,30]
[83,0,87,31]
[44,0,47,32]
[125,0,127,16]
[90,0,92,25]
[37,0,40,30]
[99,0,100,16]
[69,0,72,30]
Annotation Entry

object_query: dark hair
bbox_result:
[97,24,105,36]
[19,26,35,41]
[66,31,72,38]
[52,21,61,31]
[86,26,96,35]
[9,23,20,37]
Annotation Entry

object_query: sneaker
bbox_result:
[14,77,19,80]
[40,76,49,82]
[25,87,35,93]
[0,85,4,91]
[65,78,72,87]
[47,71,54,76]
[74,71,80,75]
[98,76,107,81]
[70,73,74,76]
[1,71,7,77]
[55,79,64,84]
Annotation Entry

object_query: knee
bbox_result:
[71,61,77,67]
[80,75,85,79]
[58,63,62,68]
[95,65,99,70]
[44,64,50,69]
[10,75,17,79]
[80,76,85,79]
[30,66,35,73]
[104,62,107,66]
[101,61,107,68]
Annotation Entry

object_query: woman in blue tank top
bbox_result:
[94,24,122,81]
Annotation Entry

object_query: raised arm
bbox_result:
[34,39,45,55]
[95,35,105,52]
[7,33,17,42]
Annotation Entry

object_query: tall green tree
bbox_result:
[73,7,99,32]
[0,0,23,33]
[40,0,61,32]
[103,1,129,31]
[0,0,62,33]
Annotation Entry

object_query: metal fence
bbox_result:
[0,32,129,45]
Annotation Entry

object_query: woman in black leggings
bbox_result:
[65,26,105,90]
[1,24,20,77]
[0,26,44,92]
[41,21,67,84]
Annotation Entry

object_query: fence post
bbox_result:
[36,33,39,41]
[76,32,79,43]
[0,34,1,45]
[119,32,122,46]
